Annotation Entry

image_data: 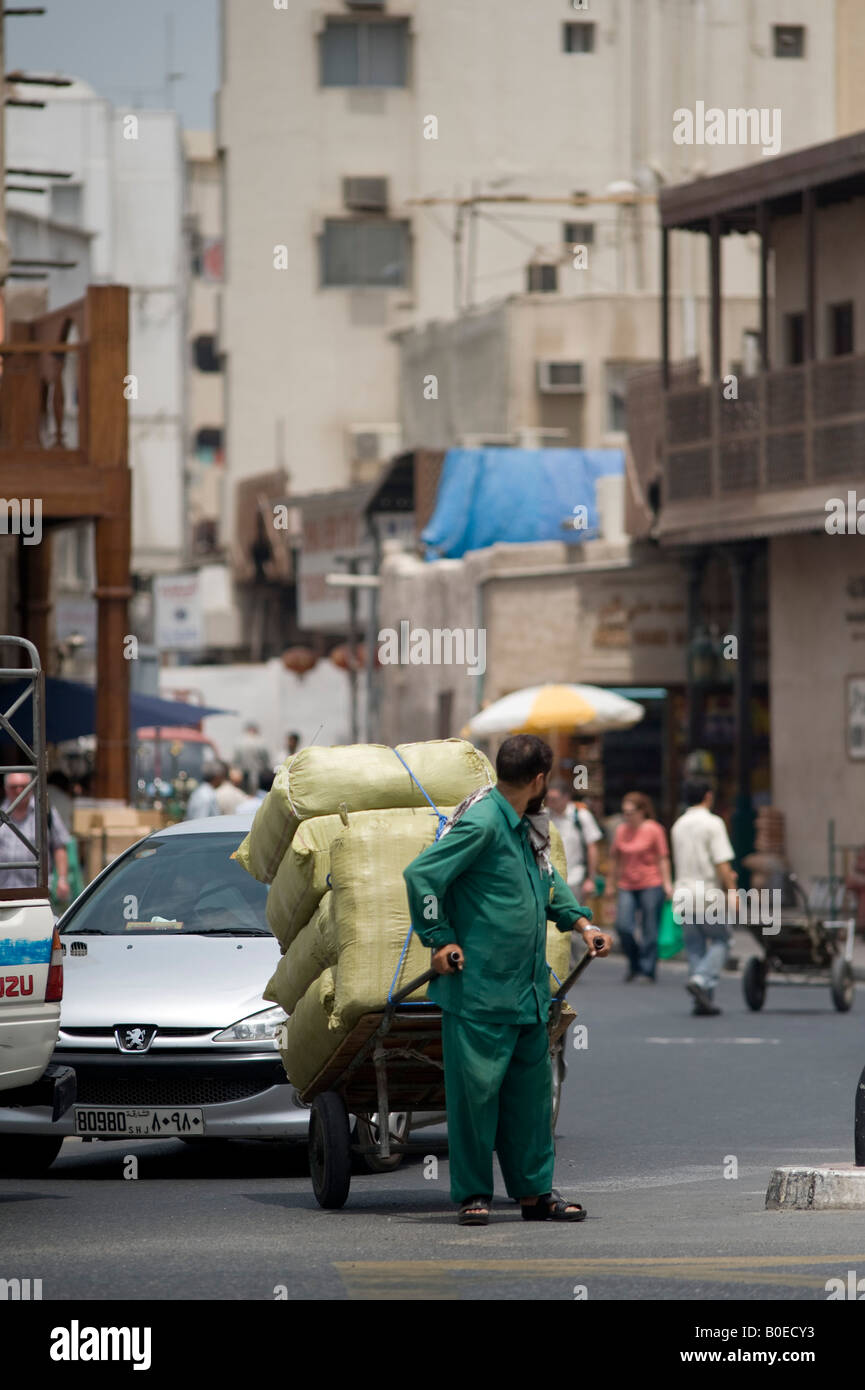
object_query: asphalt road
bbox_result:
[3,955,865,1302]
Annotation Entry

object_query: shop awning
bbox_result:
[1,677,234,746]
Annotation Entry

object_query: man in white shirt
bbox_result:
[671,779,737,1017]
[185,763,225,820]
[545,784,602,897]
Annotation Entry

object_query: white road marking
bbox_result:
[646,1036,780,1044]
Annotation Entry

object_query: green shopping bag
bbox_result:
[657,899,683,960]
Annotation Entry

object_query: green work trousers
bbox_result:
[441,1010,554,1204]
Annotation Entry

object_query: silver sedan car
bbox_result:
[0,816,309,1174]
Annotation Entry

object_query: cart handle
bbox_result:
[552,938,606,1004]
[389,950,461,1006]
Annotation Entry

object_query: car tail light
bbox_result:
[46,927,63,1002]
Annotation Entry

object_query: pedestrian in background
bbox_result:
[185,763,225,820]
[214,766,248,815]
[235,769,275,814]
[0,771,70,905]
[605,791,672,983]
[545,782,603,969]
[671,779,737,1016]
[232,722,272,792]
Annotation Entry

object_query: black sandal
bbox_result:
[521,1189,586,1222]
[458,1196,491,1225]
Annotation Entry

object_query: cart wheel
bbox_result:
[353,1112,408,1173]
[830,957,855,1013]
[743,956,767,1011]
[551,1041,566,1130]
[308,1092,351,1209]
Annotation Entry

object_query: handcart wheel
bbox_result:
[743,956,767,1011]
[551,1039,566,1130]
[309,1092,352,1209]
[354,1112,408,1173]
[830,957,855,1013]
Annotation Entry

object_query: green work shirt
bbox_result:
[403,787,592,1024]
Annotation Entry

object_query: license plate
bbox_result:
[73,1107,204,1138]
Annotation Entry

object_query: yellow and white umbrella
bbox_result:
[464,683,644,738]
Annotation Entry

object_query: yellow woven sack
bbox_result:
[264,894,338,1014]
[236,739,492,884]
[326,811,445,1031]
[276,967,349,1093]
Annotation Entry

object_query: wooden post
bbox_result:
[803,188,816,362]
[85,286,132,801]
[709,215,722,382]
[17,532,54,675]
[660,226,670,390]
[757,201,770,370]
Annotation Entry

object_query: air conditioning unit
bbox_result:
[347,424,402,465]
[343,177,388,213]
[537,361,586,394]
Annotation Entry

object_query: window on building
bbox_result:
[193,334,221,373]
[773,24,805,58]
[563,22,595,53]
[194,427,224,461]
[563,220,595,246]
[785,312,805,365]
[320,17,409,87]
[320,219,410,287]
[828,301,854,357]
[606,363,630,434]
[526,263,558,293]
[51,182,83,225]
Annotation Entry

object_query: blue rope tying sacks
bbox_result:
[387,748,449,1006]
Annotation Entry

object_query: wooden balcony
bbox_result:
[0,286,129,519]
[0,286,131,798]
[659,354,865,542]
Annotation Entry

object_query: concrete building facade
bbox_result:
[218,0,840,541]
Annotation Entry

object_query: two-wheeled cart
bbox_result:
[742,873,856,1013]
[300,940,602,1209]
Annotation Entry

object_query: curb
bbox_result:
[766,1164,865,1211]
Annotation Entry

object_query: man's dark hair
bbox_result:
[495,735,553,787]
[683,778,712,807]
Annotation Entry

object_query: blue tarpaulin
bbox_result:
[1,677,234,746]
[420,447,625,559]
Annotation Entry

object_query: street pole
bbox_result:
[856,1063,865,1167]
[347,557,359,744]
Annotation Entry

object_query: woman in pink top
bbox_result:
[605,791,672,982]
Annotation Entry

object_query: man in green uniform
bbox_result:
[403,734,612,1225]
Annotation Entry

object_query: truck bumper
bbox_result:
[0,1063,77,1121]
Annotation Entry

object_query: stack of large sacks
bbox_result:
[234,739,572,1095]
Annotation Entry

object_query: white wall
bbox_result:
[160,657,353,762]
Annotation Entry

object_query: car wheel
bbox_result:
[353,1112,408,1173]
[0,1134,64,1176]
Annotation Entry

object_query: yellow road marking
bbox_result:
[334,1253,865,1298]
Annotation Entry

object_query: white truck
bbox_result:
[0,638,75,1173]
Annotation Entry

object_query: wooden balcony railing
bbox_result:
[663,353,865,505]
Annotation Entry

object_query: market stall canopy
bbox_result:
[0,677,235,746]
[464,684,645,738]
[420,447,624,559]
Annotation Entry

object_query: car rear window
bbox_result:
[60,832,270,936]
